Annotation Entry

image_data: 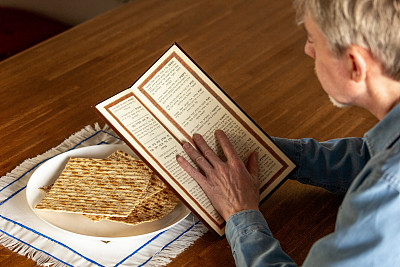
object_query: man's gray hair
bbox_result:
[294,0,400,81]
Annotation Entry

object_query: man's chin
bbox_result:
[329,96,350,108]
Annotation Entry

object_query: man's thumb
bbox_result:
[247,151,258,178]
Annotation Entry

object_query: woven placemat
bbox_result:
[0,123,208,267]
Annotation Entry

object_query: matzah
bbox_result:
[35,157,151,217]
[36,150,180,227]
[107,150,151,170]
[106,187,180,225]
[108,150,167,197]
[39,184,53,193]
[84,174,169,222]
[107,150,143,163]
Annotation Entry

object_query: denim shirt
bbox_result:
[226,103,400,266]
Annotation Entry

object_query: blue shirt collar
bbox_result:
[364,102,400,157]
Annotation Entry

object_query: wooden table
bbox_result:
[0,0,377,266]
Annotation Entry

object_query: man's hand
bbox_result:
[176,130,260,221]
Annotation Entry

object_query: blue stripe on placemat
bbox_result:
[115,229,168,266]
[137,220,201,266]
[1,212,199,267]
[0,228,75,267]
[0,214,105,266]
[0,185,27,206]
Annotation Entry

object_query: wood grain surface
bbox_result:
[0,0,377,266]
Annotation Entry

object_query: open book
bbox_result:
[95,43,296,236]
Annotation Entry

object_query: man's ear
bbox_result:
[346,45,368,83]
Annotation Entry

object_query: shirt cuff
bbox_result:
[226,210,272,249]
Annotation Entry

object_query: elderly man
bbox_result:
[177,0,400,266]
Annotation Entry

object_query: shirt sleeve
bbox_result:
[272,137,370,194]
[225,136,400,266]
[226,210,297,267]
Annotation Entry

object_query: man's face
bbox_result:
[303,15,352,108]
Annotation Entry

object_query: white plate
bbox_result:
[26,144,190,239]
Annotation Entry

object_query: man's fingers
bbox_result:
[176,155,208,186]
[214,130,239,162]
[182,141,214,174]
[192,134,221,163]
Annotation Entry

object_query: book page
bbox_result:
[99,91,225,235]
[134,46,294,198]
